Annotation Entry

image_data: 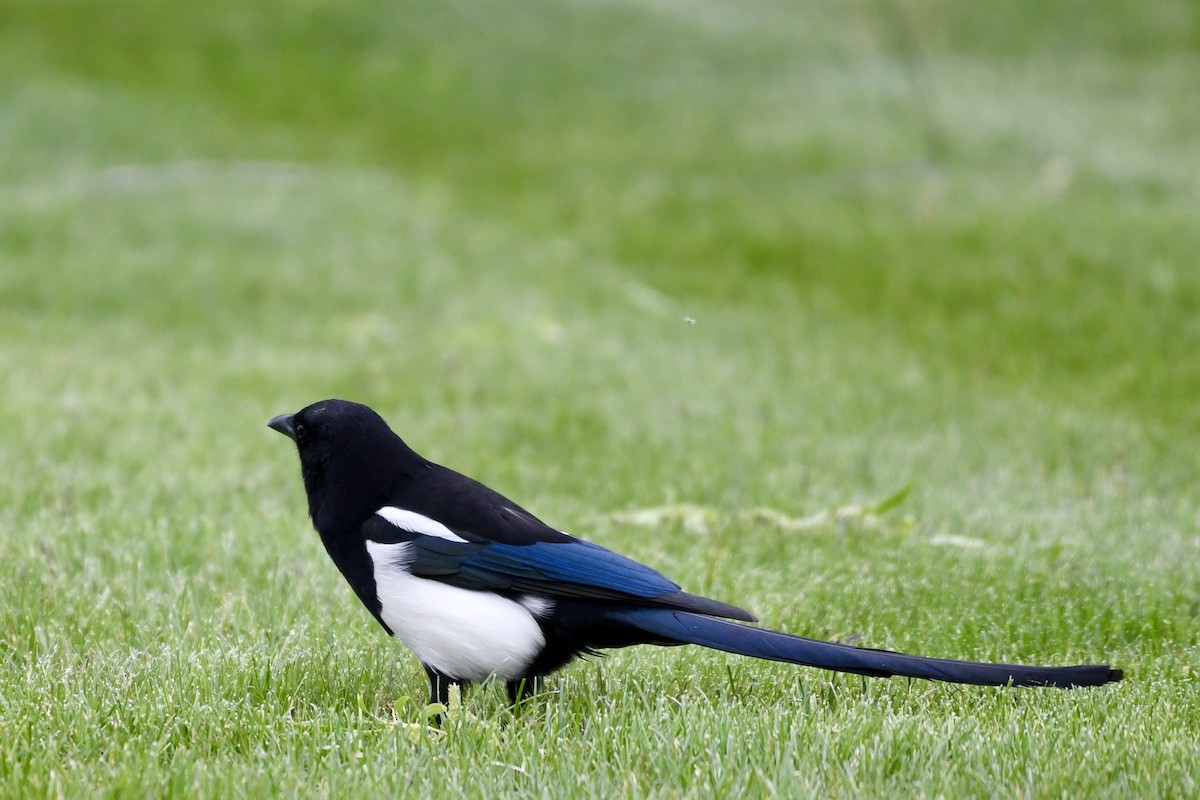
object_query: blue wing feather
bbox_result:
[458,539,682,598]
[360,513,755,620]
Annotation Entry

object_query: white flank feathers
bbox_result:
[365,540,552,681]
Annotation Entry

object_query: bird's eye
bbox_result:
[294,423,308,441]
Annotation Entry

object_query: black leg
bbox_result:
[422,666,458,710]
[505,676,542,707]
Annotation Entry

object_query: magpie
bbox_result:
[268,399,1122,710]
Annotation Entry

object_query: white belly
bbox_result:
[365,540,549,682]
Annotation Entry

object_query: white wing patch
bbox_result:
[365,540,552,682]
[375,506,468,543]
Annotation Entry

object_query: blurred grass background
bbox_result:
[1,1,1197,797]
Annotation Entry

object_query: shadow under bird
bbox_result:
[268,399,1122,709]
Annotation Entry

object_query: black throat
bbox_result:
[295,422,427,635]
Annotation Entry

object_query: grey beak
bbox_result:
[268,413,297,440]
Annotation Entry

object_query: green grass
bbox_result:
[2,0,1198,796]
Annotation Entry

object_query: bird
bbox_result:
[268,399,1122,711]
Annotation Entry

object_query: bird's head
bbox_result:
[269,399,425,533]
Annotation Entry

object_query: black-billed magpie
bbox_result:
[268,399,1122,709]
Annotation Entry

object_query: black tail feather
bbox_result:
[607,608,1122,688]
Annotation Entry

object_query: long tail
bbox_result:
[607,608,1122,688]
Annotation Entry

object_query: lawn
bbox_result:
[1,0,1198,797]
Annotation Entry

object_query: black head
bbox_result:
[269,399,425,534]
